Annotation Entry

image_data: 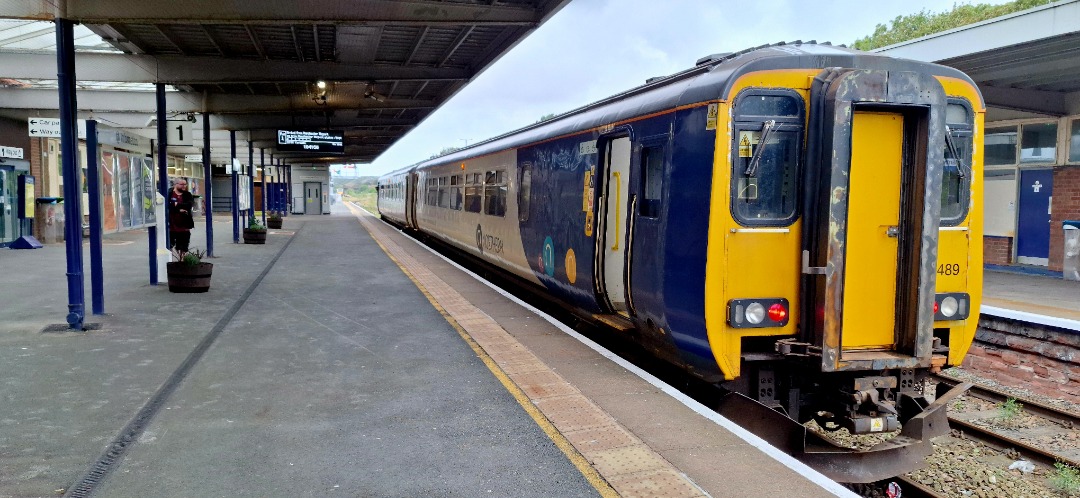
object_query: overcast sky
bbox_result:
[357,0,1005,176]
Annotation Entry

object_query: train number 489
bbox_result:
[937,263,961,276]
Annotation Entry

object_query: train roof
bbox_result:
[381,41,980,179]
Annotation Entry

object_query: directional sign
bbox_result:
[0,146,23,159]
[184,154,203,163]
[28,118,61,137]
[276,130,344,154]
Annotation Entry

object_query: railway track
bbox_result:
[934,374,1080,469]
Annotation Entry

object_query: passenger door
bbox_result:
[598,135,631,314]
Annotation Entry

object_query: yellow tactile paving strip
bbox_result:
[348,205,706,498]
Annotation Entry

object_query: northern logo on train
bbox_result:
[475,224,503,254]
[475,224,483,254]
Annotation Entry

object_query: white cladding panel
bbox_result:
[415,149,541,286]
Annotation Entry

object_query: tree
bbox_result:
[852,0,1054,50]
[536,113,557,123]
[429,146,461,159]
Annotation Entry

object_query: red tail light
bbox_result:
[933,301,939,314]
[768,303,788,322]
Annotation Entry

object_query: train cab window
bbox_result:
[731,91,804,225]
[484,169,507,217]
[640,145,664,218]
[450,175,463,210]
[942,100,973,225]
[464,173,482,213]
[437,176,450,208]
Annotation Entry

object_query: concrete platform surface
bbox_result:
[0,204,852,498]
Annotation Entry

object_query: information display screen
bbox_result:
[276,130,344,153]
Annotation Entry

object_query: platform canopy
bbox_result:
[876,0,1080,121]
[0,0,569,165]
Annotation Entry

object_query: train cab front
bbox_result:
[713,66,983,482]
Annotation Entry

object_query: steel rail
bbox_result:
[934,374,1080,428]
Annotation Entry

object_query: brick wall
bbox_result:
[960,316,1080,405]
[983,236,1013,266]
[1050,165,1080,271]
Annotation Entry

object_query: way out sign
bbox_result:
[167,120,192,146]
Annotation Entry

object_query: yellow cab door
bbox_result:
[842,111,904,350]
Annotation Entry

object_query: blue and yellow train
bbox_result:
[378,42,982,480]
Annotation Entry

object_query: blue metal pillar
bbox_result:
[230,130,239,243]
[150,83,166,287]
[202,113,214,257]
[55,18,85,329]
[260,148,266,225]
[248,141,255,221]
[85,120,104,315]
[286,163,292,215]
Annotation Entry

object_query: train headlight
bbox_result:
[745,303,766,324]
[728,298,790,328]
[934,293,970,321]
[940,296,959,318]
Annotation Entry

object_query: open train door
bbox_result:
[799,69,948,373]
[595,132,632,315]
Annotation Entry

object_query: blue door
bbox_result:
[1016,169,1053,265]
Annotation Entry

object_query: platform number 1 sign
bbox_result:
[167,120,193,146]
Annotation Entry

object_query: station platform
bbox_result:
[0,205,851,497]
[983,269,1080,330]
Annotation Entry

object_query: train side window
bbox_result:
[731,90,804,226]
[640,145,664,218]
[426,178,438,206]
[450,175,463,210]
[518,163,532,222]
[484,169,506,217]
[942,100,973,226]
[438,176,450,208]
[464,173,482,213]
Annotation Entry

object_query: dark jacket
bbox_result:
[169,189,195,231]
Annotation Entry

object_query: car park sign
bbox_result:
[28,118,61,137]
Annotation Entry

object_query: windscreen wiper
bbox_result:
[944,125,971,179]
[744,119,776,177]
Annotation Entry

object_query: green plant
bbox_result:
[172,247,205,266]
[267,211,282,221]
[997,397,1024,421]
[1050,462,1080,494]
[248,216,265,231]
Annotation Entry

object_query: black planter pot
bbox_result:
[166,262,213,293]
[243,228,267,244]
[267,219,282,229]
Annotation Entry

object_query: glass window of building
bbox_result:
[1020,122,1057,164]
[984,126,1017,166]
[1069,119,1080,163]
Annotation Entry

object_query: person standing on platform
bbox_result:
[169,179,195,253]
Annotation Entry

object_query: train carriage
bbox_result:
[377,42,983,481]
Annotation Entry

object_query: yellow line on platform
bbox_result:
[345,203,618,498]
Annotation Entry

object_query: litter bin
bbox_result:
[34,197,64,244]
[1064,220,1080,281]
